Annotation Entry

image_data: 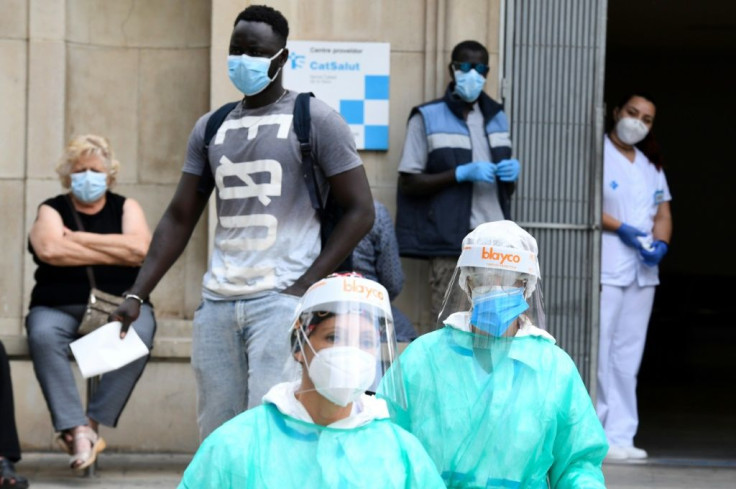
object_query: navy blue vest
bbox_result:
[396,86,515,258]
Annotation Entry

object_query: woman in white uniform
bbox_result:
[597,93,672,461]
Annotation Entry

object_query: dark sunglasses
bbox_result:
[452,62,490,76]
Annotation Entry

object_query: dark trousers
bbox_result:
[0,340,21,462]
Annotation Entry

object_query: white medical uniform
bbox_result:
[597,135,671,447]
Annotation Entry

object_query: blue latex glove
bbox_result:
[640,240,668,266]
[615,223,647,249]
[496,158,520,182]
[455,161,496,183]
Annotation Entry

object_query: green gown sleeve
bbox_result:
[392,424,445,488]
[177,406,261,488]
[548,354,608,489]
[178,429,240,489]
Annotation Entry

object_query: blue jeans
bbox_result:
[191,292,300,440]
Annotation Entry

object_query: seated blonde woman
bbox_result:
[26,135,155,471]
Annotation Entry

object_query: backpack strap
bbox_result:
[294,92,323,213]
[197,101,239,195]
[294,92,353,272]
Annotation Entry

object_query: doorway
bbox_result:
[605,0,736,460]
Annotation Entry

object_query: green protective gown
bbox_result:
[377,326,608,489]
[178,402,445,489]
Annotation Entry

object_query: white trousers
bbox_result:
[596,282,655,447]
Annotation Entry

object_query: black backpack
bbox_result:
[197,92,352,271]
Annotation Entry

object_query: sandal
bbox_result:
[0,457,29,489]
[55,431,73,455]
[69,427,106,471]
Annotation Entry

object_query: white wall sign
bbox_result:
[284,40,390,150]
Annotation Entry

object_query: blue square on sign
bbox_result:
[365,125,388,150]
[340,100,364,124]
[365,75,389,100]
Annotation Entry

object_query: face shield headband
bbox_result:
[289,275,392,345]
[457,244,540,296]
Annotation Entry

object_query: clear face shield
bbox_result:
[288,275,406,409]
[438,244,546,339]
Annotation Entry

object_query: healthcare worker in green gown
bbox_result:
[178,273,443,489]
[378,220,608,488]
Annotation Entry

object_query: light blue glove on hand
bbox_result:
[496,159,520,182]
[455,161,496,183]
[640,240,668,266]
[615,223,647,249]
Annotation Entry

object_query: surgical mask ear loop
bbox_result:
[265,48,284,81]
[295,328,319,374]
[269,64,283,82]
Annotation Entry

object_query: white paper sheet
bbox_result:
[69,321,150,378]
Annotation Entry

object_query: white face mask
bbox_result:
[306,346,377,407]
[615,117,649,145]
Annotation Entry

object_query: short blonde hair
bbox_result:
[56,134,120,189]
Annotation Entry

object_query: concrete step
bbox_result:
[13,452,736,489]
[2,318,193,359]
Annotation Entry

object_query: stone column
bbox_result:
[0,0,29,335]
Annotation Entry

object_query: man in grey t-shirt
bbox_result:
[395,40,521,326]
[112,5,374,440]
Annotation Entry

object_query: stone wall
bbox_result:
[2,0,212,452]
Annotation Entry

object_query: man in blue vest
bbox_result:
[395,40,520,324]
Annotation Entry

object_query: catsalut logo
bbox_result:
[481,246,521,265]
[342,278,384,301]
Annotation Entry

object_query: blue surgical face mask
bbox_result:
[453,69,486,103]
[70,170,108,203]
[228,49,284,96]
[470,286,529,337]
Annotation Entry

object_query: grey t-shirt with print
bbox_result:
[183,91,362,300]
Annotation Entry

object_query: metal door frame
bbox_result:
[500,0,608,390]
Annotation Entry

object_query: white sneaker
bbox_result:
[604,445,628,461]
[623,446,648,459]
